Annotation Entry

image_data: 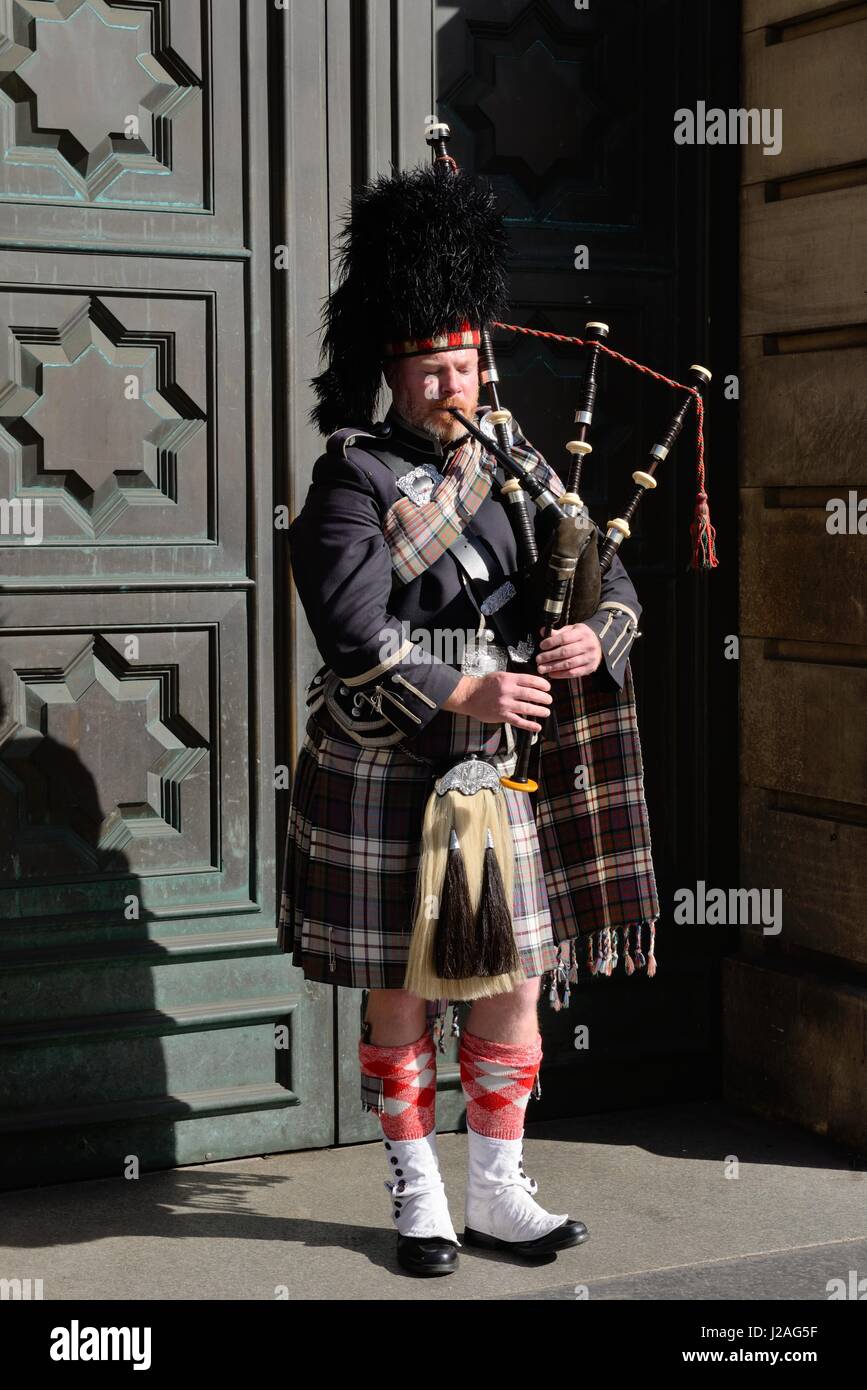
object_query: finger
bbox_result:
[513,700,552,717]
[544,652,600,676]
[538,644,582,665]
[537,652,583,672]
[542,643,590,664]
[506,713,542,732]
[538,629,567,650]
[512,689,553,706]
[515,673,552,691]
[550,632,594,652]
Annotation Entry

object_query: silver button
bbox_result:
[313,675,322,684]
[339,685,348,695]
[484,629,495,642]
[351,708,360,717]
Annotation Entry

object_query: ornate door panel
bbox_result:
[0,1,332,1190]
[0,0,243,252]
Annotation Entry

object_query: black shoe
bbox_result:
[462,1218,589,1258]
[396,1233,459,1276]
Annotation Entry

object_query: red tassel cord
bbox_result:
[688,391,719,569]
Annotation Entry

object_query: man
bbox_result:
[278,157,658,1278]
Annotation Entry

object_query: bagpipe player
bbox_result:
[277,152,659,1277]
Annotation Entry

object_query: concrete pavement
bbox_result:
[2,1099,865,1300]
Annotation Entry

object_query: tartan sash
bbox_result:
[383,434,495,584]
[383,429,565,585]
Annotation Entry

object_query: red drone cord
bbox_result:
[493,321,719,570]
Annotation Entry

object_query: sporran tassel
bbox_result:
[434,827,475,978]
[477,826,521,975]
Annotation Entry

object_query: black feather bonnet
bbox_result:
[310,162,510,435]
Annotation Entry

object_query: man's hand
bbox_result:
[442,671,553,732]
[535,623,603,678]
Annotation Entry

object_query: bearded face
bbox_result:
[385,348,480,444]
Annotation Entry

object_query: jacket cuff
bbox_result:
[330,619,464,736]
[583,601,642,689]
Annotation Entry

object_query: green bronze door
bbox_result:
[0,0,332,1189]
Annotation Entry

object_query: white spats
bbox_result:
[382,1130,461,1245]
[464,1127,570,1244]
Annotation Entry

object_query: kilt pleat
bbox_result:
[277,704,559,992]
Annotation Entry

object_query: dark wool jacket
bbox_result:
[288,404,642,748]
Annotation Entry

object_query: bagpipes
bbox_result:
[404,122,714,1001]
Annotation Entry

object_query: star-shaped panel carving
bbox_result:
[0,636,209,871]
[478,41,599,183]
[0,0,201,200]
[1,296,205,538]
[440,3,612,210]
[435,0,673,236]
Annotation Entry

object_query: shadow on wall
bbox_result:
[0,618,183,1191]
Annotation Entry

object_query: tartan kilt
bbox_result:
[277,701,559,992]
